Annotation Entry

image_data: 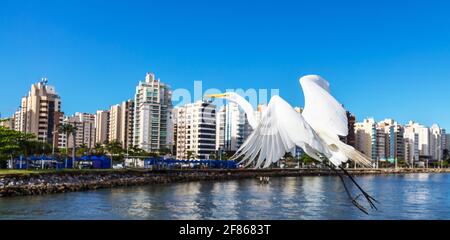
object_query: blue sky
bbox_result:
[1,0,449,129]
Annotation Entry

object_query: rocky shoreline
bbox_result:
[1,168,449,197]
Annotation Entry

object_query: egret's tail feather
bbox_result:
[335,141,373,168]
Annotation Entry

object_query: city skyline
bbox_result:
[1,0,450,130]
[3,75,448,164]
[0,72,450,129]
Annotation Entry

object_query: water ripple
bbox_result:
[0,173,449,220]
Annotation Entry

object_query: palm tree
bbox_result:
[129,145,146,156]
[93,143,105,156]
[58,123,77,168]
[105,140,124,166]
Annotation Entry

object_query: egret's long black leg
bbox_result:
[330,166,369,214]
[322,161,369,214]
[338,166,379,210]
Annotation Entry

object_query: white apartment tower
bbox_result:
[378,119,405,162]
[406,121,431,158]
[430,124,443,161]
[404,122,420,165]
[133,72,172,152]
[174,100,216,160]
[215,102,251,152]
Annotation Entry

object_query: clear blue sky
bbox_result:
[1,0,449,129]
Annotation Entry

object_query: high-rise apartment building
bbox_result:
[430,124,444,161]
[444,133,450,151]
[108,104,121,143]
[378,119,405,162]
[174,100,216,160]
[406,121,431,158]
[95,110,110,144]
[215,102,251,152]
[354,118,377,161]
[16,79,64,145]
[133,72,172,152]
[404,122,420,165]
[65,112,96,149]
[108,100,136,149]
[340,111,356,147]
[0,118,14,129]
[120,100,134,149]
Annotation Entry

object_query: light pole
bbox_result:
[52,130,58,156]
[41,136,46,169]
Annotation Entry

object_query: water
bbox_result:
[0,173,449,220]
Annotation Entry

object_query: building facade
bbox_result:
[378,119,405,163]
[215,102,251,152]
[15,79,64,146]
[0,118,14,129]
[174,100,216,160]
[354,118,377,161]
[342,112,356,147]
[65,112,96,149]
[119,99,134,149]
[430,124,444,162]
[404,122,420,165]
[133,72,172,152]
[108,104,121,143]
[95,110,110,144]
[105,100,134,149]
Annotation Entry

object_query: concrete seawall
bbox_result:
[1,168,449,197]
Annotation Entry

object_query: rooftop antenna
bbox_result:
[41,77,48,85]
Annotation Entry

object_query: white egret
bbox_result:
[207,75,378,213]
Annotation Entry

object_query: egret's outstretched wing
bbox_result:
[300,75,348,138]
[300,75,372,168]
[233,95,330,168]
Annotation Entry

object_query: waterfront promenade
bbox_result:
[1,168,449,198]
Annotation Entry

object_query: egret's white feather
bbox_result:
[300,75,372,167]
[228,75,373,169]
[300,75,348,137]
[234,95,331,168]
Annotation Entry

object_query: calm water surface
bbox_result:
[0,173,449,220]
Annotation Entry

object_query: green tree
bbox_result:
[76,144,89,156]
[58,123,78,168]
[93,143,105,156]
[105,140,123,155]
[105,140,124,164]
[127,145,147,156]
[187,150,197,160]
[158,147,172,156]
[0,127,36,168]
[209,153,217,160]
[300,154,316,166]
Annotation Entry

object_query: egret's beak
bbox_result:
[206,93,229,99]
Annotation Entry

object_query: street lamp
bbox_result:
[52,130,59,156]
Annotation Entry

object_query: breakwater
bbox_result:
[1,168,449,197]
